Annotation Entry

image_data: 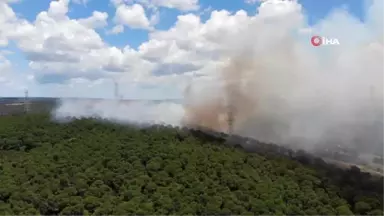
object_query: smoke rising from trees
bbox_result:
[53,0,383,154]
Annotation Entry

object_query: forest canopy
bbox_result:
[0,114,382,215]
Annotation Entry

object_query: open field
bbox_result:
[0,97,58,115]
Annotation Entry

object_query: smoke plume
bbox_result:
[181,0,383,154]
[53,0,383,154]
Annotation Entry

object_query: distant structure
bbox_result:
[24,89,30,113]
[114,81,118,99]
[113,80,123,100]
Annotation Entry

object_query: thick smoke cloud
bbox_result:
[53,0,383,154]
[181,0,383,154]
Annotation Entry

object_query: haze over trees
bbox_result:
[0,114,382,215]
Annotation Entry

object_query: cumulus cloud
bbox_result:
[0,52,12,83]
[1,0,157,85]
[73,0,90,5]
[78,11,108,29]
[0,52,35,96]
[113,3,151,30]
[0,0,19,46]
[1,0,202,87]
[110,24,124,34]
[149,0,199,11]
[4,0,106,70]
[137,0,199,11]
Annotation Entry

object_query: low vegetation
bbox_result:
[0,114,382,215]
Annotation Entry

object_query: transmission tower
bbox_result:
[24,89,30,113]
[114,81,119,100]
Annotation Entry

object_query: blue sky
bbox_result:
[10,0,365,49]
[0,0,379,99]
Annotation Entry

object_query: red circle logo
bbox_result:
[311,36,322,46]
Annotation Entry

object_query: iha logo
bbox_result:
[311,35,340,46]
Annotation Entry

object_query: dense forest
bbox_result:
[0,113,382,215]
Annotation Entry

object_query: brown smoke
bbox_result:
[181,56,258,133]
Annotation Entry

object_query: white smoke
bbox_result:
[179,0,383,153]
[53,99,185,126]
[53,0,383,154]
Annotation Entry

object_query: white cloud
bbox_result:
[0,52,36,96]
[110,24,124,34]
[110,0,125,7]
[1,0,119,82]
[113,3,151,30]
[47,0,69,20]
[78,11,108,29]
[0,52,12,81]
[136,0,199,11]
[0,0,157,97]
[245,0,259,4]
[0,0,22,3]
[149,0,199,11]
[149,7,160,26]
[257,0,302,18]
[2,0,255,96]
[0,0,382,112]
[0,0,19,46]
[73,0,90,5]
